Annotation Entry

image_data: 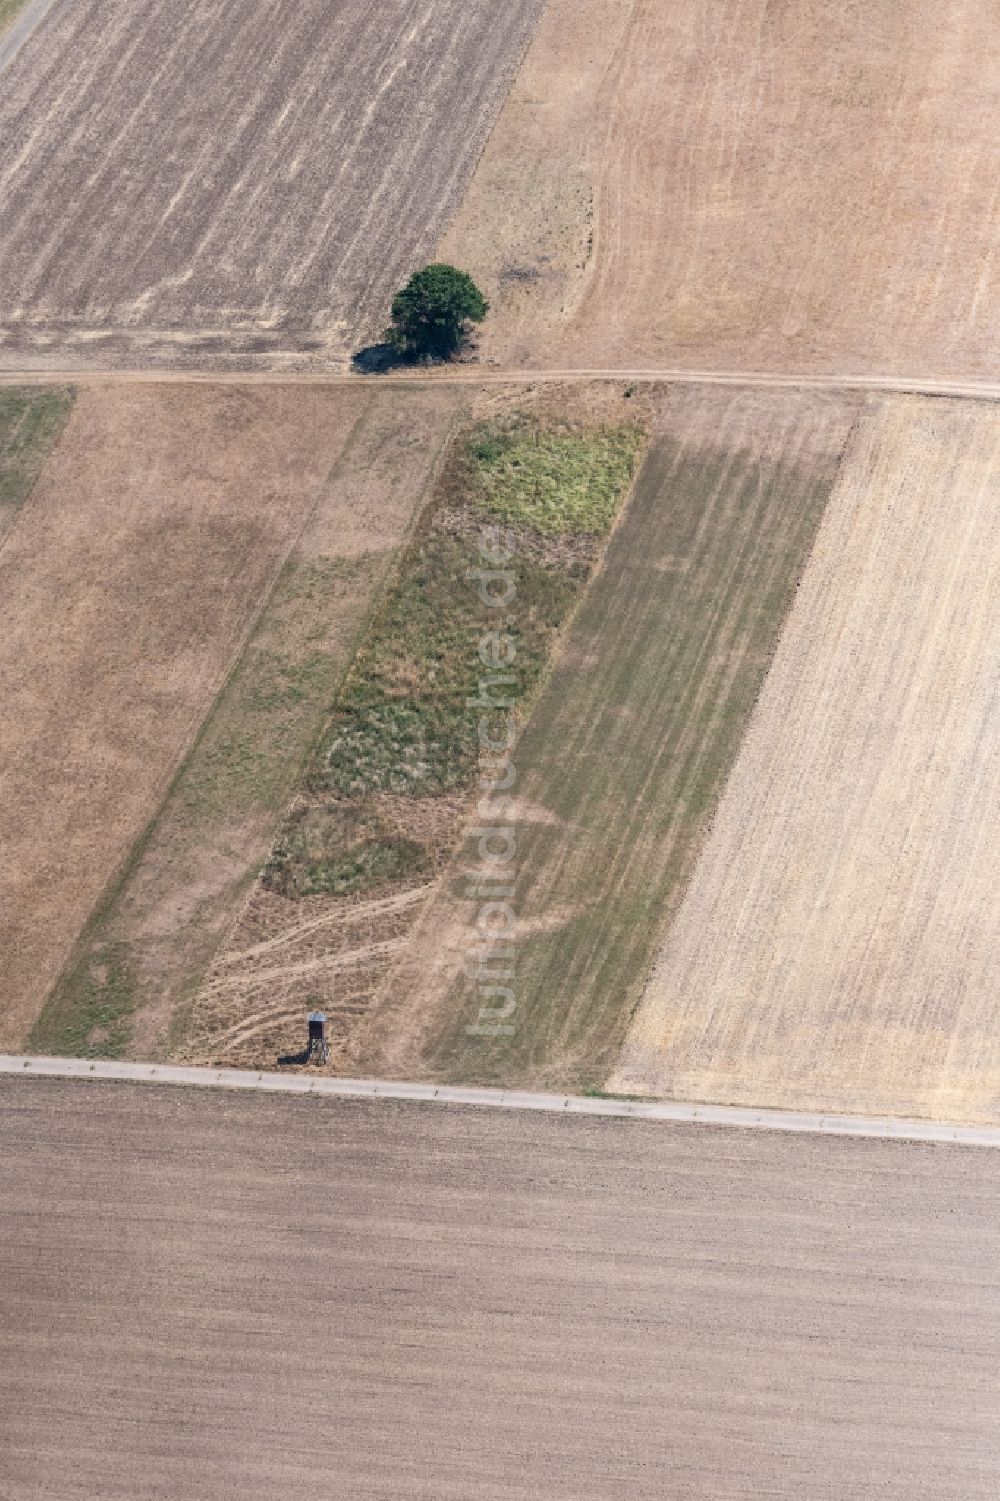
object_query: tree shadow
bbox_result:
[350,341,475,373]
[350,342,403,375]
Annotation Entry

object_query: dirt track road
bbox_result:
[3,368,1000,399]
[2,1075,999,1500]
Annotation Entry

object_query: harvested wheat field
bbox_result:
[358,386,859,1089]
[446,0,1000,379]
[31,387,464,1062]
[613,395,1000,1123]
[0,0,544,369]
[0,382,369,1049]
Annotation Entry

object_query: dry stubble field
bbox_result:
[0,0,544,369]
[0,382,370,1049]
[448,0,1000,380]
[613,396,1000,1123]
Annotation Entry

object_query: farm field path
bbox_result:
[4,369,1000,400]
[0,382,366,1048]
[613,395,1000,1123]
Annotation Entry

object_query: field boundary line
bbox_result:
[1,367,1000,400]
[1,1055,998,1146]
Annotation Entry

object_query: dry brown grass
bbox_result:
[164,390,467,1067]
[0,382,367,1049]
[613,395,1000,1123]
[36,387,466,1064]
[179,383,643,1072]
[446,0,1000,381]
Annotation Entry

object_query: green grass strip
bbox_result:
[0,385,74,526]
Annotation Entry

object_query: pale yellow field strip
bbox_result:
[612,395,1000,1124]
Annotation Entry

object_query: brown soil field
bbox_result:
[5,1076,1000,1501]
[446,0,1000,381]
[357,386,859,1088]
[0,0,545,370]
[0,382,369,1049]
[613,396,1000,1123]
[32,387,464,1062]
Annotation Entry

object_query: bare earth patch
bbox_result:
[613,396,1000,1123]
[6,1077,1000,1501]
[0,382,365,1048]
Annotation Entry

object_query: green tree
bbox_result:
[386,263,489,360]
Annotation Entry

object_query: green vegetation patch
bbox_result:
[0,0,31,37]
[263,803,429,899]
[28,944,135,1061]
[0,385,74,510]
[310,417,643,804]
[313,529,580,798]
[467,421,644,536]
